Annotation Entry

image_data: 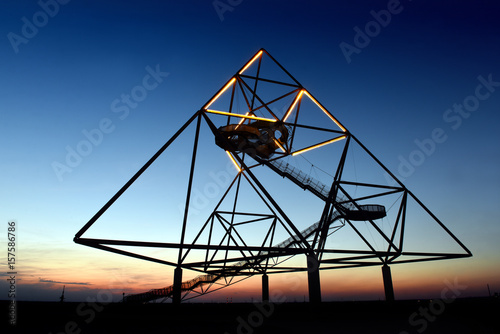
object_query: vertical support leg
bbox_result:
[307,254,322,303]
[172,267,183,305]
[262,274,269,302]
[382,264,395,302]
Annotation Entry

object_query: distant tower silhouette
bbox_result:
[59,285,65,303]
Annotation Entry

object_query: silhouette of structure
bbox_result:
[59,285,65,303]
[74,49,472,303]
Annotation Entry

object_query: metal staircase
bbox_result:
[266,159,386,220]
[124,159,353,303]
[123,211,342,303]
[266,159,331,201]
[267,159,357,211]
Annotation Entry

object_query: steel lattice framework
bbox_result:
[74,49,471,303]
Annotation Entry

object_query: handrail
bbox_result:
[123,209,344,303]
[124,158,360,303]
[268,159,357,212]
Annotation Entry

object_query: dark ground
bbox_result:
[2,297,499,334]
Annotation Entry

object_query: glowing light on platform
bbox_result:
[206,109,276,122]
[226,151,241,172]
[236,112,250,129]
[204,77,237,109]
[239,50,263,75]
[302,90,346,132]
[291,135,346,156]
[283,90,304,122]
[273,138,286,153]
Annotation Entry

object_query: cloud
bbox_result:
[39,277,92,286]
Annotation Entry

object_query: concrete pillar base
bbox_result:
[262,274,269,302]
[382,264,395,302]
[307,254,321,303]
[172,267,183,304]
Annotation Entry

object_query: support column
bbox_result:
[172,267,183,305]
[262,274,269,302]
[307,254,321,303]
[382,264,395,302]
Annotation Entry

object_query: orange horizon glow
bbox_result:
[19,254,498,302]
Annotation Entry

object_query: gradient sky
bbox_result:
[1,0,499,303]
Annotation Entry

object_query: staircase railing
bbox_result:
[268,159,356,211]
[123,210,344,303]
[124,159,354,303]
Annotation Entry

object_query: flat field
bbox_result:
[2,297,499,334]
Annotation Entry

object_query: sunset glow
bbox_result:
[1,1,498,307]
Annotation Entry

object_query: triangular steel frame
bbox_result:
[74,48,472,303]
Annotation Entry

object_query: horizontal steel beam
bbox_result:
[75,237,309,253]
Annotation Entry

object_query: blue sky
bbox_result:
[1,0,499,302]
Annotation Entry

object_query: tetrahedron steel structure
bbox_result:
[74,48,472,303]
